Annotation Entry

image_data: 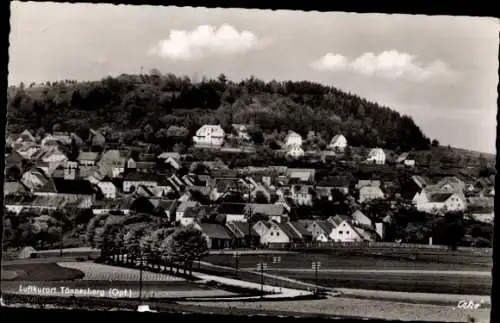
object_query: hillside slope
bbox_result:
[7,74,433,151]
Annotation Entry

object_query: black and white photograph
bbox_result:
[2,2,498,322]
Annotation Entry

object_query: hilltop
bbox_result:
[7,73,432,152]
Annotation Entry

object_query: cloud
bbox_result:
[312,50,453,82]
[150,24,269,61]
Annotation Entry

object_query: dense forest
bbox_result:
[7,72,432,151]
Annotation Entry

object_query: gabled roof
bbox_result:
[53,178,95,195]
[227,221,259,237]
[98,149,129,164]
[199,223,233,240]
[278,222,302,240]
[248,203,286,216]
[330,214,351,227]
[289,221,312,237]
[351,210,372,225]
[177,201,199,212]
[412,175,430,189]
[396,152,410,163]
[219,203,247,215]
[329,134,346,145]
[315,220,335,233]
[157,152,181,160]
[357,180,381,188]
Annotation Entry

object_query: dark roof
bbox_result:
[228,221,259,237]
[278,222,302,240]
[317,176,350,187]
[123,171,158,182]
[429,192,454,203]
[330,214,351,226]
[135,161,156,169]
[219,203,247,215]
[199,223,234,240]
[289,221,312,237]
[316,220,335,233]
[52,178,95,195]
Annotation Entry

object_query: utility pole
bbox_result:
[139,252,144,304]
[247,182,253,249]
[59,211,63,258]
[311,260,321,294]
[233,252,240,278]
[257,261,267,297]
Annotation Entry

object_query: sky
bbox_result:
[8,2,500,154]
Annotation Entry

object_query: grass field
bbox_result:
[57,262,184,282]
[204,251,492,271]
[1,263,85,281]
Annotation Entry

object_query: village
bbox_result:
[3,124,496,250]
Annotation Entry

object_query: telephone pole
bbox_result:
[257,261,267,297]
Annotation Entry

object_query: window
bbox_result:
[339,231,343,234]
[270,232,274,236]
[276,232,280,236]
[346,231,350,235]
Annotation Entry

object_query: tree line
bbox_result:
[8,72,432,152]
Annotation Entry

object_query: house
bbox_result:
[195,223,234,249]
[164,156,182,170]
[247,203,288,223]
[287,168,316,182]
[77,151,100,167]
[288,221,313,242]
[286,146,305,159]
[89,129,106,147]
[5,195,68,214]
[284,131,302,148]
[252,221,272,243]
[259,221,293,245]
[307,220,334,241]
[329,214,376,242]
[193,125,225,148]
[413,191,466,213]
[175,201,200,222]
[290,184,315,206]
[401,175,431,200]
[219,203,247,222]
[63,161,79,180]
[97,179,118,199]
[157,152,181,161]
[21,168,52,193]
[317,176,350,196]
[148,199,177,221]
[356,180,381,189]
[366,148,386,165]
[135,161,156,173]
[17,129,37,144]
[351,210,373,228]
[359,186,385,203]
[5,150,25,175]
[123,171,158,193]
[98,149,130,177]
[231,124,251,141]
[435,176,466,193]
[327,134,347,151]
[125,157,137,170]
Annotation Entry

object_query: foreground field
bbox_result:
[179,298,490,323]
[1,263,85,281]
[58,262,184,282]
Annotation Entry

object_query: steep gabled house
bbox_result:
[17,129,37,144]
[226,221,259,248]
[148,198,177,221]
[193,125,225,148]
[98,149,130,178]
[96,178,118,199]
[329,214,375,242]
[308,220,334,241]
[260,221,293,245]
[21,167,53,193]
[288,221,313,242]
[401,175,430,200]
[413,191,467,213]
[284,131,302,148]
[366,148,386,165]
[175,201,200,222]
[290,183,315,206]
[327,134,347,151]
[77,151,100,167]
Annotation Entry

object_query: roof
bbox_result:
[123,171,158,182]
[220,203,247,215]
[248,203,285,216]
[227,221,259,238]
[98,149,129,164]
[429,192,454,203]
[278,222,302,240]
[351,225,375,241]
[317,176,350,187]
[359,186,384,195]
[330,214,351,227]
[199,223,233,240]
[158,152,181,160]
[351,210,371,225]
[289,221,312,237]
[135,161,156,169]
[177,201,199,212]
[315,220,335,233]
[287,168,315,181]
[396,152,410,163]
[77,151,100,161]
[369,148,385,156]
[329,134,346,144]
[357,180,381,188]
[412,175,430,189]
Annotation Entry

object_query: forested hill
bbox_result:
[7,73,431,151]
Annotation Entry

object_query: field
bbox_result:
[202,251,492,295]
[1,263,85,281]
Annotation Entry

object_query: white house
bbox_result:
[328,214,375,242]
[351,210,373,228]
[366,148,386,165]
[413,191,466,213]
[286,146,305,159]
[193,125,225,147]
[64,161,79,180]
[327,134,347,151]
[97,181,117,199]
[259,221,290,245]
[284,131,302,148]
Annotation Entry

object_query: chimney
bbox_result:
[375,222,385,240]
